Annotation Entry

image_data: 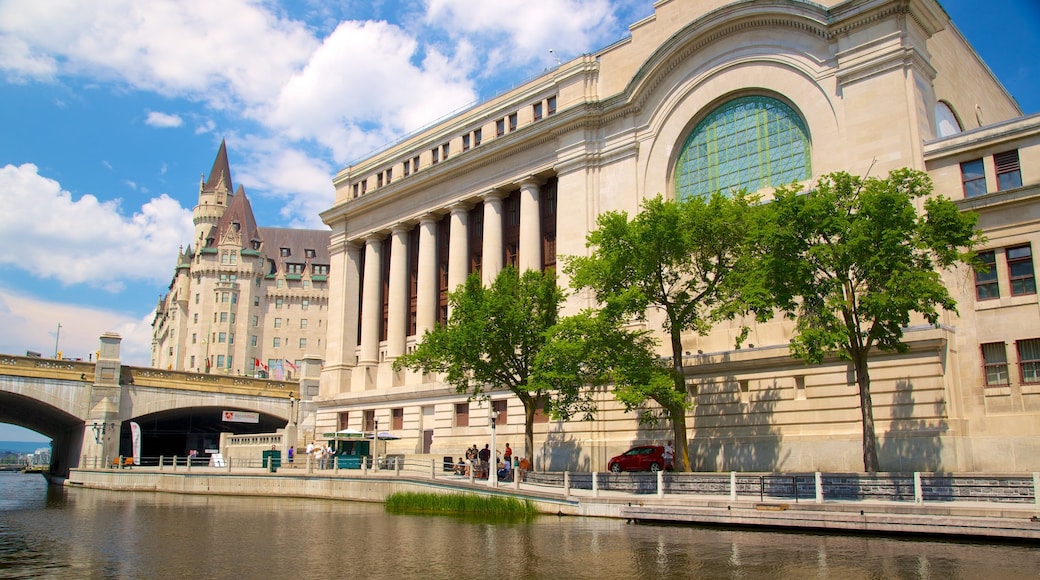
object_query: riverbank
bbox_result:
[64,465,1040,541]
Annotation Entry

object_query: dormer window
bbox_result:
[252,240,261,250]
[305,249,316,259]
[280,248,291,257]
[232,221,240,232]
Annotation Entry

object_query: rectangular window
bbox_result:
[377,173,383,187]
[276,298,283,309]
[228,333,234,345]
[273,337,281,348]
[190,355,195,369]
[392,408,404,430]
[496,118,505,137]
[547,95,557,115]
[221,292,229,303]
[431,147,439,164]
[533,102,543,121]
[961,158,986,198]
[313,265,329,275]
[251,335,257,347]
[300,319,308,329]
[995,150,1023,191]
[280,247,291,257]
[194,313,198,323]
[473,128,482,146]
[299,338,307,348]
[1018,339,1040,383]
[277,279,284,289]
[274,318,282,329]
[492,400,507,425]
[974,250,999,300]
[220,312,228,323]
[252,315,259,327]
[508,112,517,132]
[454,403,469,427]
[302,300,309,310]
[442,143,449,160]
[363,410,375,432]
[386,168,392,184]
[338,411,350,431]
[361,180,367,194]
[353,183,359,197]
[195,293,199,304]
[230,313,236,324]
[218,332,226,343]
[217,355,225,368]
[1007,245,1036,296]
[403,161,410,177]
[192,333,197,344]
[413,156,420,172]
[462,134,470,151]
[981,342,1009,386]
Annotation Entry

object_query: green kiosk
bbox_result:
[323,429,370,469]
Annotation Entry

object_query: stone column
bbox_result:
[386,225,409,360]
[518,176,542,272]
[482,191,505,286]
[448,203,470,292]
[359,234,384,366]
[416,214,439,336]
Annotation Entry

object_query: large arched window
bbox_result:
[674,95,811,199]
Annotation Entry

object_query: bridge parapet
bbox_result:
[0,355,95,383]
[125,366,296,398]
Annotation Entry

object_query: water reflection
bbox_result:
[0,473,1036,579]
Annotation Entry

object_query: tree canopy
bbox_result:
[392,266,601,464]
[755,169,980,472]
[566,191,762,471]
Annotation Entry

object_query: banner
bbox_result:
[222,410,260,423]
[130,421,141,465]
[270,359,284,381]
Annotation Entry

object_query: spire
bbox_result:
[204,139,233,193]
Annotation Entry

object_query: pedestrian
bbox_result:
[478,444,491,479]
[663,440,674,470]
[503,443,512,464]
[287,446,294,466]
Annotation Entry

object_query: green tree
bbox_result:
[757,169,980,472]
[566,192,761,471]
[392,266,599,463]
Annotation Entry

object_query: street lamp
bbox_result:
[489,415,497,488]
[91,421,106,444]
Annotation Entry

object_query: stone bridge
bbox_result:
[0,333,319,477]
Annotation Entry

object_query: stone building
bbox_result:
[152,142,332,380]
[317,0,1040,472]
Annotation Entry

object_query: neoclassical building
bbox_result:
[317,0,1040,472]
[152,142,332,380]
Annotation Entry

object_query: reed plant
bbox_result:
[385,491,537,518]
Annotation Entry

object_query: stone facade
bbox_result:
[151,142,331,381]
[316,0,1040,472]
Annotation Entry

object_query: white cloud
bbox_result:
[0,287,154,366]
[269,20,477,163]
[0,163,194,290]
[231,135,336,229]
[145,111,183,128]
[425,0,619,65]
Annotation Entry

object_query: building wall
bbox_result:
[317,0,1040,472]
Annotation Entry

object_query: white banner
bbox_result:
[130,421,141,465]
[222,410,260,423]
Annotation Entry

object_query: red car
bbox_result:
[607,445,672,472]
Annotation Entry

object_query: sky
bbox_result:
[0,0,1037,442]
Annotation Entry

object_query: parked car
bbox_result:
[607,445,672,472]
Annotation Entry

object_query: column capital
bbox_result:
[449,201,473,215]
[390,222,411,235]
[481,190,506,203]
[519,175,543,188]
[419,212,441,226]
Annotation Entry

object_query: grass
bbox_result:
[384,491,537,519]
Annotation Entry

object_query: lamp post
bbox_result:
[489,415,497,488]
[54,322,61,358]
[91,421,106,444]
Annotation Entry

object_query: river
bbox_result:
[0,472,1036,579]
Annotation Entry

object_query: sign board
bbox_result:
[222,410,259,423]
[209,453,225,467]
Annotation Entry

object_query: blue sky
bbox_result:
[0,0,1037,442]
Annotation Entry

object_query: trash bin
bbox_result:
[262,450,281,472]
[443,456,454,472]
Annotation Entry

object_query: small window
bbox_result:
[251,335,257,347]
[217,355,225,368]
[299,338,307,348]
[302,300,309,310]
[995,150,1022,191]
[219,312,228,323]
[305,249,316,259]
[547,96,557,115]
[496,119,505,137]
[982,342,1008,386]
[403,161,411,177]
[218,332,227,343]
[377,173,383,187]
[473,128,482,146]
[252,315,259,327]
[300,319,308,329]
[273,337,281,347]
[361,180,367,194]
[274,318,282,329]
[974,250,999,300]
[454,403,469,427]
[961,159,986,198]
[1017,339,1040,383]
[363,410,376,432]
[276,298,284,309]
[392,408,404,430]
[508,113,517,132]
[533,102,543,121]
[413,156,420,172]
[386,168,392,184]
[462,134,470,151]
[492,400,507,425]
[442,143,449,160]
[431,147,439,164]
[1007,245,1036,296]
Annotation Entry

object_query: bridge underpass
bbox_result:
[0,333,320,477]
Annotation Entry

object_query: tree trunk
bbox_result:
[671,408,690,472]
[523,400,535,470]
[854,353,880,473]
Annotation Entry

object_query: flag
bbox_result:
[284,359,298,373]
[254,358,268,372]
[130,422,141,465]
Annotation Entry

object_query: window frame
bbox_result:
[1007,244,1036,296]
[981,342,1009,386]
[1017,338,1040,384]
[974,250,999,300]
[960,158,987,198]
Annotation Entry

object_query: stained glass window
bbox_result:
[675,96,811,199]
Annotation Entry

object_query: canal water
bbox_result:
[0,473,1036,579]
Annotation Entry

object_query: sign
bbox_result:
[209,453,225,467]
[222,410,259,423]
